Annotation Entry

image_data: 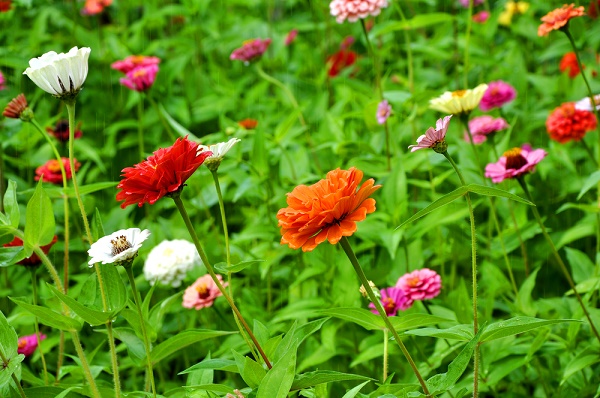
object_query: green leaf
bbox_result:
[214,259,265,274]
[465,184,534,205]
[319,308,383,330]
[396,186,468,230]
[561,348,600,384]
[0,309,18,360]
[256,342,297,398]
[98,264,128,315]
[47,284,114,326]
[232,350,266,388]
[371,13,454,36]
[518,267,540,317]
[3,180,19,228]
[92,208,106,242]
[21,182,118,200]
[10,298,81,332]
[291,370,372,390]
[149,330,235,365]
[24,179,55,257]
[389,313,453,331]
[480,317,579,342]
[179,358,238,375]
[341,381,371,398]
[577,170,600,200]
[565,247,595,284]
[110,328,145,365]
[0,353,24,390]
[158,102,199,141]
[0,246,26,268]
[405,324,473,341]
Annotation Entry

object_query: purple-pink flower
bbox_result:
[479,80,516,111]
[409,115,452,153]
[473,10,490,23]
[119,64,159,92]
[182,274,227,310]
[111,55,161,74]
[376,99,392,124]
[330,0,389,23]
[285,29,298,46]
[396,268,442,301]
[464,115,509,144]
[369,287,413,316]
[485,144,547,183]
[459,0,483,7]
[0,69,6,90]
[230,39,272,64]
[18,333,46,356]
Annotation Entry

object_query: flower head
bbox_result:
[473,10,490,23]
[458,0,483,7]
[3,94,33,121]
[119,64,159,92]
[429,84,488,115]
[116,136,212,208]
[575,94,600,111]
[0,70,5,90]
[285,29,298,46]
[0,1,11,12]
[24,47,91,101]
[4,236,58,267]
[82,0,112,15]
[18,333,46,356]
[546,102,597,143]
[479,81,516,111]
[369,287,413,316]
[111,55,161,74]
[396,268,442,301]
[182,274,226,310]
[277,167,381,252]
[230,39,271,64]
[376,100,392,124]
[330,0,389,23]
[409,115,452,153]
[35,158,79,185]
[143,239,201,287]
[485,145,547,183]
[46,120,82,142]
[327,49,358,77]
[238,118,258,130]
[590,0,600,18]
[499,1,530,25]
[198,138,241,171]
[464,116,509,144]
[538,4,585,36]
[88,228,150,266]
[559,52,583,78]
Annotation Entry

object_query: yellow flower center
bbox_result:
[452,90,467,97]
[132,68,148,78]
[406,276,420,287]
[18,340,27,349]
[195,283,210,299]
[503,147,527,170]
[382,297,396,314]
[47,160,61,173]
[131,55,147,65]
[110,235,132,256]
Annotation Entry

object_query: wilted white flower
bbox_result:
[198,137,241,171]
[23,46,91,101]
[575,94,600,112]
[143,239,201,287]
[429,84,488,115]
[88,228,150,267]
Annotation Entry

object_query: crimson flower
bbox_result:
[116,136,212,208]
[559,52,583,78]
[46,120,82,142]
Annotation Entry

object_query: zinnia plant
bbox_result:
[546,102,597,143]
[35,158,79,185]
[537,3,585,37]
[329,0,389,23]
[429,84,488,115]
[230,38,271,64]
[17,333,47,356]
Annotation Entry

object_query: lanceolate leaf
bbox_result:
[47,284,115,326]
[396,186,468,230]
[24,179,55,257]
[464,184,533,205]
[3,180,19,228]
[291,370,372,390]
[480,317,579,342]
[10,298,82,332]
[149,330,235,365]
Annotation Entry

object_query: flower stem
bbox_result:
[338,237,430,397]
[382,329,389,382]
[125,265,157,398]
[517,177,600,343]
[172,195,272,369]
[137,95,145,160]
[29,268,49,385]
[70,331,101,398]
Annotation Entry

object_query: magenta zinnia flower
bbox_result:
[18,333,46,356]
[459,0,483,7]
[376,99,391,124]
[182,274,226,310]
[396,268,442,301]
[119,64,159,92]
[330,0,389,23]
[479,80,516,111]
[464,115,509,144]
[409,115,452,153]
[369,287,413,316]
[0,69,5,90]
[485,144,547,183]
[111,55,161,74]
[285,29,298,46]
[230,39,272,64]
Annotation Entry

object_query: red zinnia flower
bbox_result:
[559,52,583,78]
[538,4,585,36]
[238,118,258,130]
[327,49,358,77]
[116,136,212,208]
[46,120,83,142]
[35,158,79,185]
[4,236,58,266]
[546,102,597,143]
[0,1,11,12]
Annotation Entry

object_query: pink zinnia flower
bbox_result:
[0,69,5,90]
[18,333,46,356]
[479,80,516,111]
[459,0,483,7]
[485,144,547,183]
[111,55,161,74]
[285,29,298,46]
[369,287,413,316]
[119,64,159,92]
[35,158,80,185]
[182,274,226,310]
[464,115,509,144]
[473,10,490,23]
[82,0,112,15]
[330,0,389,23]
[396,268,442,301]
[230,39,271,64]
[408,115,452,153]
[376,99,391,124]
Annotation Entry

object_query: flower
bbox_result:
[546,102,597,143]
[88,228,151,266]
[116,136,212,208]
[230,39,271,64]
[369,287,413,316]
[464,115,509,144]
[18,333,46,356]
[182,274,226,310]
[485,145,547,183]
[143,239,201,287]
[4,236,58,266]
[46,120,82,142]
[119,64,159,92]
[3,94,33,121]
[0,1,11,12]
[198,138,241,171]
[238,118,258,130]
[285,29,298,46]
[376,100,392,124]
[111,55,161,74]
[429,84,488,115]
[473,10,490,23]
[458,0,483,7]
[559,52,583,78]
[498,1,529,25]
[396,268,442,301]
[23,47,91,101]
[327,49,358,77]
[0,70,5,90]
[590,0,600,18]
[82,0,112,15]
[330,0,389,23]
[277,167,381,252]
[575,94,600,111]
[35,158,80,185]
[538,4,585,37]
[479,81,516,111]
[409,115,452,153]
[359,280,379,298]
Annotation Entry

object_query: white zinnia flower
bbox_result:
[23,46,91,100]
[88,228,150,267]
[575,94,600,112]
[429,84,488,115]
[198,137,241,171]
[143,239,201,287]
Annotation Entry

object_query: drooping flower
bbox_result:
[111,55,161,74]
[430,84,488,115]
[464,115,509,144]
[116,136,212,208]
[498,1,530,25]
[472,10,490,23]
[35,158,80,185]
[4,236,58,267]
[143,239,201,287]
[396,268,442,301]
[376,100,392,124]
[18,333,46,356]
[88,228,151,266]
[559,52,583,78]
[3,94,33,121]
[575,94,600,111]
[23,47,91,101]
[82,0,112,15]
[0,70,5,90]
[182,274,226,310]
[230,39,271,64]
[285,29,298,46]
[277,167,381,252]
[330,0,389,23]
[458,0,483,7]
[538,4,585,37]
[409,115,452,153]
[369,287,413,316]
[119,64,159,92]
[0,1,11,12]
[198,137,241,171]
[479,81,516,111]
[327,49,358,77]
[46,120,82,143]
[485,145,547,183]
[546,102,597,143]
[238,118,258,130]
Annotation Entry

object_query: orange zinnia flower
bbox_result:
[559,52,583,78]
[238,118,258,129]
[546,102,597,143]
[538,4,585,36]
[277,167,381,252]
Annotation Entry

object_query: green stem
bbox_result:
[382,329,388,382]
[12,229,63,293]
[137,95,145,160]
[125,265,157,398]
[29,268,49,385]
[464,0,474,87]
[517,177,600,344]
[339,237,430,397]
[70,331,101,398]
[172,195,272,369]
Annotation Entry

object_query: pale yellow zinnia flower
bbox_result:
[429,84,488,115]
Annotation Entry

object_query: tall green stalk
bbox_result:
[137,95,145,160]
[29,268,49,385]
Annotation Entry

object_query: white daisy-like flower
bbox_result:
[23,46,91,100]
[88,228,150,267]
[143,239,201,287]
[197,137,241,171]
[429,84,488,115]
[575,94,600,112]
